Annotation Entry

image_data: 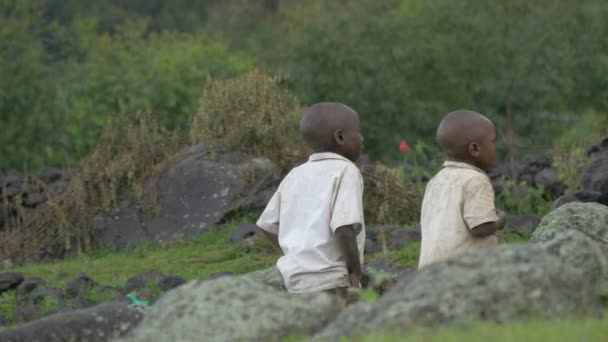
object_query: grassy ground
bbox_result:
[2,223,603,341]
[354,315,608,342]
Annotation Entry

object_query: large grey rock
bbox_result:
[0,272,23,293]
[551,190,607,210]
[505,214,541,236]
[315,231,606,340]
[94,145,279,249]
[0,301,143,342]
[582,135,608,195]
[242,266,285,291]
[531,202,608,244]
[120,275,340,342]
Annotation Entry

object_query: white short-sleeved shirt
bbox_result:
[418,161,499,269]
[256,152,365,293]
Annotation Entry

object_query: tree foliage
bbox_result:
[0,0,252,170]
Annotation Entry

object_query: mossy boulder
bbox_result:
[315,231,606,340]
[531,202,608,244]
[120,275,340,342]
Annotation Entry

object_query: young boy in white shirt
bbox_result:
[256,102,365,294]
[418,110,506,269]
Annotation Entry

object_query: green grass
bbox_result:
[6,224,278,288]
[351,314,608,342]
[0,223,280,327]
[1,221,589,341]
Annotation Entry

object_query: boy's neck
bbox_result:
[445,157,486,173]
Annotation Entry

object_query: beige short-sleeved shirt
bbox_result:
[418,161,499,269]
[257,152,365,293]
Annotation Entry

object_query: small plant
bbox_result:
[396,139,443,195]
[495,178,552,215]
[0,112,180,263]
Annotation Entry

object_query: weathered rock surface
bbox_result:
[66,272,97,299]
[531,202,608,244]
[551,190,608,210]
[505,214,541,236]
[243,266,285,291]
[120,275,340,342]
[229,223,259,243]
[0,272,23,294]
[93,145,279,249]
[156,275,186,292]
[315,231,606,340]
[123,270,163,294]
[582,135,608,195]
[0,301,144,342]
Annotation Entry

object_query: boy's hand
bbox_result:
[349,271,361,288]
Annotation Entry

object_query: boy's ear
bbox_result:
[333,129,345,145]
[468,142,481,157]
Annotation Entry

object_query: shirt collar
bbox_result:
[308,152,352,163]
[443,160,486,174]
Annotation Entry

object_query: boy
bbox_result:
[256,102,365,294]
[418,110,506,269]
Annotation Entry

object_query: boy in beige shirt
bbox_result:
[418,110,506,269]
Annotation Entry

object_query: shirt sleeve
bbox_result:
[462,175,500,229]
[329,164,365,234]
[256,190,280,234]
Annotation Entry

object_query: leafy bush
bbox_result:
[259,0,608,162]
[190,69,308,173]
[0,2,253,170]
[495,179,552,215]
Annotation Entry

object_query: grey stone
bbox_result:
[531,202,608,244]
[505,214,541,236]
[0,272,23,293]
[582,140,608,194]
[36,168,63,184]
[66,273,97,299]
[315,231,606,340]
[13,305,40,324]
[92,206,148,250]
[19,286,65,309]
[93,145,278,249]
[0,203,5,227]
[0,301,144,342]
[23,193,45,208]
[157,275,186,292]
[534,167,563,195]
[551,190,605,210]
[229,223,259,243]
[120,275,340,342]
[47,180,69,195]
[15,278,45,298]
[243,266,285,291]
[124,270,163,294]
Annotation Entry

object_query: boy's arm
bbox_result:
[464,177,504,238]
[470,209,506,237]
[335,225,362,288]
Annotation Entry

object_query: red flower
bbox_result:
[399,140,409,153]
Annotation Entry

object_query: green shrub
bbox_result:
[0,6,253,170]
[190,69,308,173]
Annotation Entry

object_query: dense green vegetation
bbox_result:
[2,0,608,170]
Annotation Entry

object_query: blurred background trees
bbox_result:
[2,0,607,170]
